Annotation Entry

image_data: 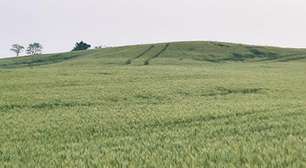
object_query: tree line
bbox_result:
[10,41,93,57]
[10,43,43,57]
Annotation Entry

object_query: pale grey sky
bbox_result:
[1,0,306,58]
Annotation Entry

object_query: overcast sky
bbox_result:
[1,0,306,58]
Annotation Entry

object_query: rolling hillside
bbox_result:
[1,41,306,69]
[0,41,306,167]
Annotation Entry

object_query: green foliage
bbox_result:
[72,41,91,51]
[0,41,306,167]
[26,43,43,55]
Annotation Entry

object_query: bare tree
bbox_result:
[27,43,43,55]
[10,44,24,57]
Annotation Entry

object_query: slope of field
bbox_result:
[0,41,306,167]
[1,41,306,69]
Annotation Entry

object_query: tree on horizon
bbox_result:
[10,44,25,57]
[72,41,91,51]
[26,43,43,55]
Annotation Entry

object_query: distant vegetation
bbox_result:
[72,41,91,51]
[3,41,306,69]
[9,41,93,58]
[26,43,43,55]
[10,44,24,57]
[10,42,43,56]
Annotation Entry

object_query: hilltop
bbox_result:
[1,41,306,69]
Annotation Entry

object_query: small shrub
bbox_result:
[144,60,150,65]
[72,41,91,51]
[125,59,132,65]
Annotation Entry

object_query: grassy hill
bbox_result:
[0,41,306,167]
[1,41,306,68]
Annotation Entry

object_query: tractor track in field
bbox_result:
[125,45,155,64]
[144,43,170,65]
